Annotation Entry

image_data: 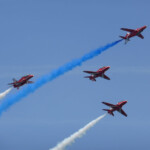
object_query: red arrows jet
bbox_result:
[102,101,127,117]
[83,66,110,81]
[8,74,34,89]
[120,25,147,44]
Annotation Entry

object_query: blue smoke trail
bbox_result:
[0,40,122,115]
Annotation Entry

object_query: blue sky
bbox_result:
[0,0,150,150]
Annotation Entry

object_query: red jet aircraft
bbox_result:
[8,74,34,89]
[120,25,147,44]
[102,101,128,117]
[83,66,110,81]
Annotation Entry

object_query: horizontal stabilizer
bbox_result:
[103,109,114,116]
[103,109,109,111]
[84,76,91,78]
[84,76,96,81]
[120,36,126,39]
[8,83,14,85]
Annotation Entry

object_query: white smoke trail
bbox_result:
[50,114,106,150]
[0,88,12,100]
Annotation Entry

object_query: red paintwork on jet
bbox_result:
[102,101,128,117]
[8,74,34,89]
[120,25,147,44]
[83,66,110,81]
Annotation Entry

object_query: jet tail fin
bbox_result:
[120,36,129,44]
[13,78,17,82]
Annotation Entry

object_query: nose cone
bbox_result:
[105,66,110,71]
[124,101,128,104]
[144,25,147,29]
[29,74,34,78]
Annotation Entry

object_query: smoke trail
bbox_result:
[0,40,122,115]
[50,114,106,150]
[0,88,12,100]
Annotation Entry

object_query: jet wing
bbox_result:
[103,74,110,80]
[83,71,97,75]
[102,102,115,108]
[137,34,144,39]
[121,28,135,32]
[118,109,127,117]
